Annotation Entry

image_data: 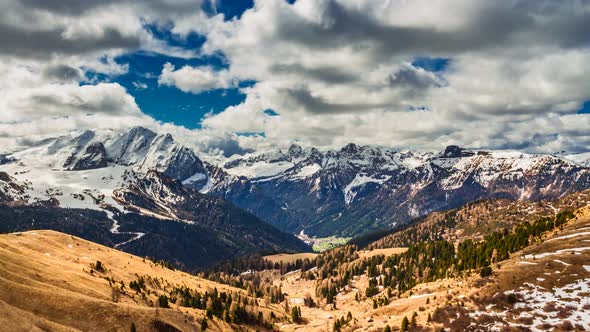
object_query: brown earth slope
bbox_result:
[0,230,282,332]
[265,204,590,331]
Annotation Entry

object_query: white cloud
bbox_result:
[194,0,590,153]
[0,59,151,152]
[2,0,590,156]
[158,62,235,93]
[132,81,148,90]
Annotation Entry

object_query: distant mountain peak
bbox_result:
[341,142,359,154]
[288,144,304,158]
[442,145,475,158]
[4,127,590,241]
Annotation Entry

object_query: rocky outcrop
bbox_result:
[65,142,108,170]
[443,145,475,158]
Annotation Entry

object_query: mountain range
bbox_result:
[212,139,590,237]
[2,126,590,263]
[2,126,590,331]
[0,127,309,269]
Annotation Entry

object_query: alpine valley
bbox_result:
[3,126,590,331]
[2,126,590,262]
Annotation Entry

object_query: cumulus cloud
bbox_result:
[2,0,590,156]
[0,58,153,152]
[388,64,446,90]
[132,81,148,90]
[43,65,83,82]
[0,0,209,152]
[6,83,140,121]
[0,0,211,59]
[195,0,590,153]
[158,63,235,93]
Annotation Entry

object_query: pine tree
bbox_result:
[383,325,391,332]
[158,295,169,308]
[224,309,230,322]
[130,322,137,332]
[401,316,409,332]
[200,318,208,331]
[291,306,301,322]
[333,319,341,332]
[95,260,105,272]
[411,312,417,326]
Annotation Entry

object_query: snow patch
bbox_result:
[181,172,206,185]
[518,261,537,265]
[410,293,434,299]
[553,259,571,266]
[343,173,391,206]
[290,164,321,180]
[548,231,590,241]
[523,247,590,259]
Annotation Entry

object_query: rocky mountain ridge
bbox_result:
[212,143,590,237]
[2,127,590,239]
[0,128,310,269]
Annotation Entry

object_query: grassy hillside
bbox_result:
[201,194,590,331]
[0,204,309,271]
[0,230,290,332]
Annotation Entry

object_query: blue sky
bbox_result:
[95,1,310,130]
[580,100,590,114]
[411,57,450,72]
[107,4,253,129]
[202,0,255,20]
[93,1,261,129]
[110,51,250,129]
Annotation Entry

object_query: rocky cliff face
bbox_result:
[0,172,26,204]
[64,142,108,170]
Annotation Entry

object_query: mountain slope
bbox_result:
[0,230,289,332]
[211,144,590,237]
[0,171,309,270]
[3,126,590,242]
[363,189,590,249]
[0,130,309,270]
[112,169,310,268]
[200,193,590,331]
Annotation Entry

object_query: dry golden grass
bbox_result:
[358,247,407,259]
[0,230,264,332]
[480,205,590,297]
[274,206,590,331]
[263,252,318,264]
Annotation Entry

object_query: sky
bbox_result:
[1,0,590,157]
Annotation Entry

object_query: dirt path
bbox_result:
[105,210,145,248]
